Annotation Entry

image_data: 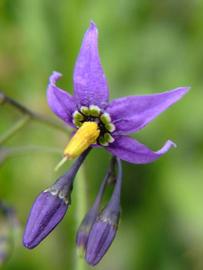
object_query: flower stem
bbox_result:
[0,115,30,145]
[0,145,62,165]
[75,164,88,270]
[0,91,69,133]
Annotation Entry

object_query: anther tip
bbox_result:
[54,156,68,172]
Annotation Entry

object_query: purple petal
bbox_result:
[107,136,176,164]
[85,220,117,266]
[47,71,76,126]
[23,191,68,249]
[106,87,189,135]
[73,22,109,108]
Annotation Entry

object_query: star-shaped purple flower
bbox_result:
[47,22,189,164]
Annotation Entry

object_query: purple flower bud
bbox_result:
[76,157,116,255]
[76,212,94,256]
[23,149,90,249]
[85,212,119,266]
[85,158,122,266]
[23,189,68,249]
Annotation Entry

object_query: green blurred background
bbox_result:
[0,0,203,269]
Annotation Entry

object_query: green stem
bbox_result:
[75,164,88,270]
[31,113,69,133]
[0,145,62,165]
[2,145,62,155]
[0,115,30,145]
[0,91,69,133]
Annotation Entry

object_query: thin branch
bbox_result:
[0,145,62,165]
[0,91,69,133]
[0,115,30,145]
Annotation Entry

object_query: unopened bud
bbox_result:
[85,158,122,266]
[23,149,90,249]
[76,157,116,255]
[23,188,69,249]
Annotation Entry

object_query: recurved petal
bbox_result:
[106,87,189,135]
[73,22,109,108]
[107,136,176,164]
[47,71,76,126]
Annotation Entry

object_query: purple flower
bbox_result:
[85,158,122,266]
[47,21,189,165]
[23,149,89,249]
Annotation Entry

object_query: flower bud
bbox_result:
[76,177,107,254]
[76,157,116,255]
[85,211,119,266]
[76,211,96,257]
[23,189,68,249]
[85,158,122,266]
[23,149,89,249]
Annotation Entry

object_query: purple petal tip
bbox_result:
[49,71,62,85]
[178,86,191,96]
[89,20,97,30]
[156,140,176,155]
[169,140,177,148]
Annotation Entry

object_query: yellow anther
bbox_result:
[64,122,100,159]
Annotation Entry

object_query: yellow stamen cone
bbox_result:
[64,122,100,159]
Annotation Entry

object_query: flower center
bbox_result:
[72,105,115,146]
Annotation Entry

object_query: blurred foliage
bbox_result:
[0,201,21,267]
[0,0,203,269]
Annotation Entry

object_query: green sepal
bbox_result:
[73,119,83,128]
[100,113,111,125]
[98,136,109,146]
[105,123,116,132]
[80,106,90,116]
[89,105,101,117]
[74,112,84,121]
[104,133,115,143]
